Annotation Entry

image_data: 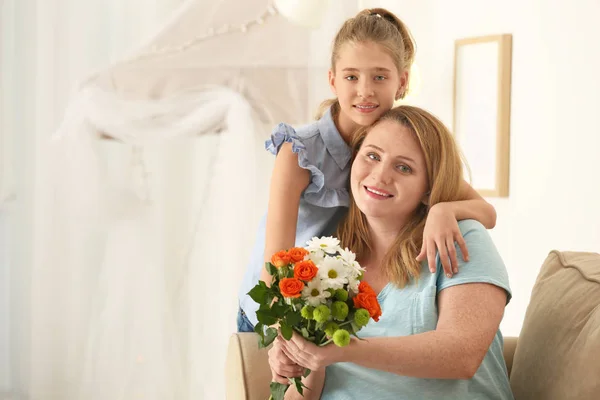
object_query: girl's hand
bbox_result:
[279,332,339,372]
[416,203,469,277]
[268,335,305,385]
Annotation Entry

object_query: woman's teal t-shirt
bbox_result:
[322,219,514,400]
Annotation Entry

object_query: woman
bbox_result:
[268,105,513,399]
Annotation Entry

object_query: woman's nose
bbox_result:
[371,162,392,185]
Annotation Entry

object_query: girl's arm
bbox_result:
[261,142,310,286]
[282,282,507,379]
[417,180,497,275]
[452,179,497,229]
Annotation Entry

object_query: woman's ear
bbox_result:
[421,191,430,206]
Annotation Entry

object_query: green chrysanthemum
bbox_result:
[333,329,351,347]
[331,301,349,321]
[334,289,348,302]
[313,304,331,323]
[323,321,340,337]
[301,305,314,320]
[354,308,370,328]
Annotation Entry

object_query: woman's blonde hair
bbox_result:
[336,105,464,287]
[315,8,416,119]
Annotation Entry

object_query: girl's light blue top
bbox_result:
[238,108,352,326]
[322,220,514,400]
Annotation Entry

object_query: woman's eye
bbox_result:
[345,75,358,81]
[397,164,412,173]
[374,75,386,81]
[367,153,380,161]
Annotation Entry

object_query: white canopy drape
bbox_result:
[4,0,359,398]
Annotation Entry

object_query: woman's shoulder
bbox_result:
[457,219,488,237]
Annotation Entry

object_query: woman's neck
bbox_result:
[362,218,403,269]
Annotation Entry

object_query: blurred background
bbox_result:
[1,0,599,399]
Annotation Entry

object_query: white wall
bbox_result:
[1,0,184,397]
[380,0,600,335]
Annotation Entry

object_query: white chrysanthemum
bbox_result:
[307,249,326,264]
[338,247,356,264]
[337,247,365,278]
[317,256,348,290]
[306,236,341,255]
[301,279,331,307]
[347,275,360,294]
[349,260,366,278]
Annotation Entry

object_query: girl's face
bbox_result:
[329,41,406,131]
[351,120,428,223]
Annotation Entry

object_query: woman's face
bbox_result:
[351,120,429,223]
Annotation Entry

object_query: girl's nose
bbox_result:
[358,81,375,98]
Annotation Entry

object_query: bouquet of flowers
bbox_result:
[248,236,382,400]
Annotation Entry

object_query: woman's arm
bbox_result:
[261,142,310,286]
[282,282,507,379]
[269,336,325,400]
[338,283,507,378]
[284,370,325,400]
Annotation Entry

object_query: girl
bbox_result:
[268,105,513,399]
[237,8,497,332]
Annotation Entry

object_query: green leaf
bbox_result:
[303,368,312,378]
[256,310,278,326]
[263,327,278,347]
[272,301,288,318]
[280,321,293,340]
[286,310,302,327]
[269,382,288,400]
[247,281,268,303]
[266,262,277,276]
[301,327,310,339]
[291,377,307,395]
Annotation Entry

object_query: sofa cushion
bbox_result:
[510,251,600,399]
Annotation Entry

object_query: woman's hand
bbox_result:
[268,335,305,385]
[278,332,339,372]
[416,203,469,277]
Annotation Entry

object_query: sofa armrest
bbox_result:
[225,332,272,400]
[503,336,518,378]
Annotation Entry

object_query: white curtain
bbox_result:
[2,0,361,398]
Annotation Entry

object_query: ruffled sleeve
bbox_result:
[265,123,349,208]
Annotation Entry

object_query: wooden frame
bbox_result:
[453,34,512,197]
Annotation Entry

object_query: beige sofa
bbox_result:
[226,251,600,399]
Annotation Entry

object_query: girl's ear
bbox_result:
[396,70,409,99]
[328,69,337,96]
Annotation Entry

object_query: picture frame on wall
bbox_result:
[453,34,512,197]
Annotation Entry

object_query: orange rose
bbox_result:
[288,247,309,263]
[293,260,318,281]
[353,293,382,322]
[358,281,376,295]
[271,250,291,268]
[279,278,305,298]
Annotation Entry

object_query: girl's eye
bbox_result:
[367,152,380,161]
[374,75,386,81]
[397,164,412,173]
[345,75,358,81]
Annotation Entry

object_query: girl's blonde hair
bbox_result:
[316,8,416,119]
[336,105,464,287]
